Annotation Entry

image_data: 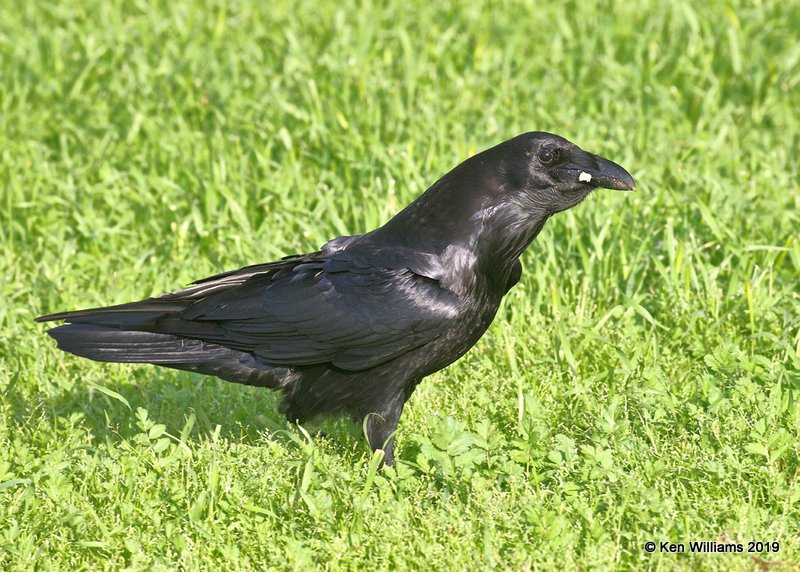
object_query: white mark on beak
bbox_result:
[579,171,593,183]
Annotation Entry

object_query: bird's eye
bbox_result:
[538,148,557,164]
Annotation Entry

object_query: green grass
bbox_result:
[1,0,799,569]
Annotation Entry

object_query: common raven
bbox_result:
[37,132,635,465]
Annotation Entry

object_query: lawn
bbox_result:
[1,0,799,570]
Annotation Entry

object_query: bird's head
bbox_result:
[367,131,635,280]
[463,132,636,273]
[494,131,635,216]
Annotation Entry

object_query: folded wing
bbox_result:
[180,253,461,371]
[38,249,461,373]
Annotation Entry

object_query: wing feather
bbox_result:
[39,241,461,373]
[179,252,460,371]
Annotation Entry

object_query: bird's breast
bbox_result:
[400,246,509,377]
[414,289,503,377]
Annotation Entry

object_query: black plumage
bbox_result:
[37,132,635,465]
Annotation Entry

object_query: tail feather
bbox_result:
[47,324,287,388]
[47,324,231,363]
[35,299,185,324]
[38,289,295,390]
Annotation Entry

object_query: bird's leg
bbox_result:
[365,392,406,466]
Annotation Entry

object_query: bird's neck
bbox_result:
[367,185,550,297]
[472,204,550,289]
[371,166,492,252]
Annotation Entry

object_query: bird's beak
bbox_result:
[568,154,636,191]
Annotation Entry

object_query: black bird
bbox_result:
[37,132,635,465]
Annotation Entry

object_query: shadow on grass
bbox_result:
[9,364,367,460]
